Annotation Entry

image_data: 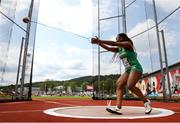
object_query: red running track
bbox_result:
[0,98,180,122]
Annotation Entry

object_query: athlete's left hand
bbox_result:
[91,37,99,44]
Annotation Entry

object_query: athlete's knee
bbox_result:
[116,81,125,90]
[127,83,135,90]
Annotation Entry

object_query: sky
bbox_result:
[32,0,180,82]
[0,0,179,85]
[33,0,93,81]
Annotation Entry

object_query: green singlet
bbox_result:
[118,47,143,73]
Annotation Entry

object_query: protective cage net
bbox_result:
[0,0,40,101]
[92,0,180,100]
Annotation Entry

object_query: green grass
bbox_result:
[0,95,12,99]
[32,95,91,99]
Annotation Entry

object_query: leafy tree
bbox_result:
[39,79,57,94]
[63,82,69,92]
[81,81,89,92]
[69,81,77,93]
[40,83,45,92]
[49,81,57,91]
[104,78,115,94]
[93,80,99,92]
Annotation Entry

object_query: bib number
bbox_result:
[122,58,130,67]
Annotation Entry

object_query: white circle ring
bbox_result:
[43,106,174,119]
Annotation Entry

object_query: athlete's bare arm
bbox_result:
[91,37,133,51]
[98,43,118,52]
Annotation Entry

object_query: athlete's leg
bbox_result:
[106,72,129,114]
[116,72,129,108]
[126,70,152,114]
[126,70,147,102]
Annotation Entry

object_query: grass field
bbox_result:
[0,95,12,99]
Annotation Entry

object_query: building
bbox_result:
[137,62,180,97]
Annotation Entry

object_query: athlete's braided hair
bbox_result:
[117,33,133,45]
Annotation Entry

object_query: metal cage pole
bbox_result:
[15,37,24,98]
[28,0,40,100]
[96,0,126,99]
[20,0,34,98]
[160,30,172,99]
[121,0,130,97]
[121,0,127,33]
[117,0,122,74]
[97,0,101,98]
[152,0,166,100]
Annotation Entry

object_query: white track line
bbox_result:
[42,100,80,107]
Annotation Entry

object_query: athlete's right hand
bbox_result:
[91,37,99,44]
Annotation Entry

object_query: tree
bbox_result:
[104,78,115,95]
[40,83,46,92]
[40,79,57,94]
[69,81,77,93]
[63,82,69,92]
[81,81,89,92]
[49,81,57,91]
[93,80,99,93]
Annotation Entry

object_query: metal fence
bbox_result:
[0,0,39,101]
